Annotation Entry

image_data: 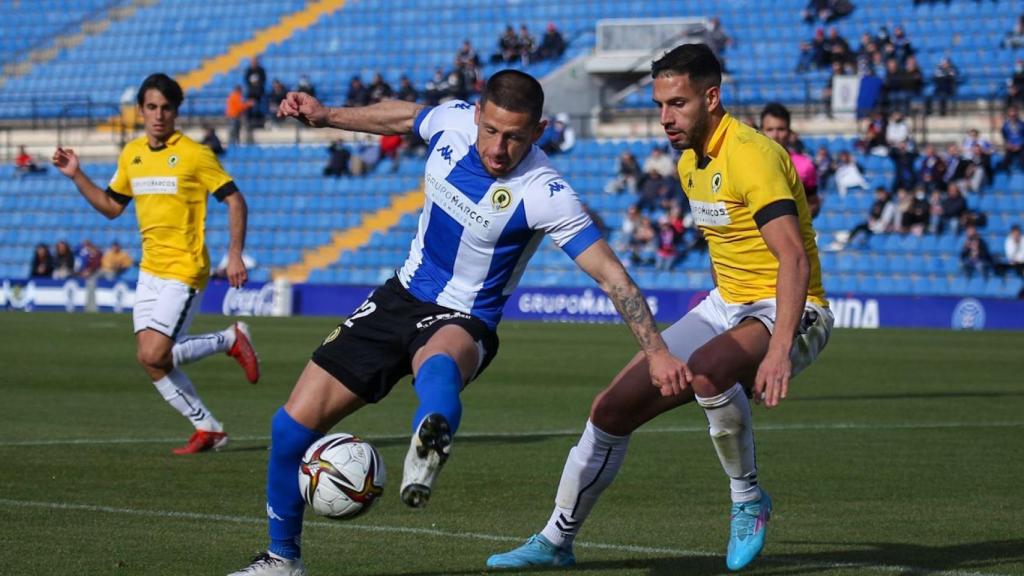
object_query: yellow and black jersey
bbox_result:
[107,131,237,289]
[678,114,826,306]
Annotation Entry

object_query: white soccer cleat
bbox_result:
[227,552,306,576]
[400,413,452,508]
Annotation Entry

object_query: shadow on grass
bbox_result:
[792,390,1024,402]
[355,538,1024,576]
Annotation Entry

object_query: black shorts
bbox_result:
[311,276,500,403]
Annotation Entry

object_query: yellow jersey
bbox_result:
[107,131,236,289]
[678,114,826,306]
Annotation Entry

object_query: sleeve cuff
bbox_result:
[105,188,132,206]
[213,181,239,202]
[753,199,798,228]
[413,106,434,140]
[561,223,603,260]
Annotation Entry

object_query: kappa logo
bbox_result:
[548,180,566,196]
[131,156,142,165]
[686,173,693,189]
[491,187,512,210]
[451,101,472,110]
[711,172,722,194]
[167,155,179,167]
[437,144,454,164]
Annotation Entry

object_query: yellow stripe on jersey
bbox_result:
[109,131,233,289]
[677,114,826,306]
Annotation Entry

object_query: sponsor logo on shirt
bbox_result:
[689,199,732,227]
[131,177,178,195]
[425,172,492,231]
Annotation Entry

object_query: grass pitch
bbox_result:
[0,311,1021,575]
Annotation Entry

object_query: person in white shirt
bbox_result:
[1005,224,1024,276]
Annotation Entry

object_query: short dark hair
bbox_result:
[137,73,184,110]
[760,102,791,126]
[651,43,722,89]
[479,69,544,123]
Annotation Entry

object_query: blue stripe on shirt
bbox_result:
[445,146,494,203]
[405,202,464,303]
[413,106,435,139]
[561,222,603,260]
[471,202,533,325]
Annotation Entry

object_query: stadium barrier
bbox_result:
[2,278,1022,331]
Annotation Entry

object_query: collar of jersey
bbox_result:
[147,131,182,152]
[697,113,733,169]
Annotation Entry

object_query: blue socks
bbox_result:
[267,407,322,560]
[412,354,463,434]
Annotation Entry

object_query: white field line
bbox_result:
[0,498,1012,576]
[1,420,1022,447]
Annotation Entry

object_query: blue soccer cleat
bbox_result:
[486,534,576,569]
[726,491,773,570]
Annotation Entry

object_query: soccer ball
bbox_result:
[298,433,386,519]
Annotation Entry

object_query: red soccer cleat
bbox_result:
[227,321,260,384]
[172,429,229,455]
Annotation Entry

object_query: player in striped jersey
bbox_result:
[229,70,691,576]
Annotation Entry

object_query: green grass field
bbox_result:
[1,311,1022,576]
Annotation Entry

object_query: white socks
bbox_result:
[540,421,630,549]
[172,326,234,367]
[152,369,222,432]
[697,384,761,504]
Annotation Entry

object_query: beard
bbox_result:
[670,108,709,152]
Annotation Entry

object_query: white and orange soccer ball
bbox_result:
[298,433,386,519]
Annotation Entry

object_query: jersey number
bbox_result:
[344,300,377,328]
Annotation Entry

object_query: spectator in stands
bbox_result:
[822,61,844,117]
[824,27,852,68]
[350,141,381,176]
[1003,13,1024,49]
[960,129,994,191]
[446,60,471,102]
[802,0,853,23]
[655,218,680,271]
[943,143,967,186]
[423,69,448,106]
[931,57,959,116]
[814,145,835,191]
[1003,224,1024,276]
[855,31,879,75]
[884,110,910,149]
[380,134,403,173]
[226,85,252,147]
[537,23,567,61]
[30,243,53,278]
[14,145,46,176]
[201,125,225,157]
[703,17,733,71]
[797,28,830,73]
[890,140,918,193]
[939,183,967,235]
[903,55,925,101]
[628,215,656,266]
[368,73,393,105]
[244,56,267,124]
[642,146,676,180]
[961,224,994,278]
[901,186,930,235]
[1000,106,1024,173]
[492,25,519,64]
[858,110,888,155]
[834,149,869,197]
[100,241,133,280]
[917,144,947,193]
[323,140,351,178]
[296,75,316,98]
[268,79,288,122]
[927,190,945,235]
[539,113,575,155]
[397,75,418,103]
[890,25,914,65]
[345,76,370,107]
[760,102,820,217]
[616,204,642,254]
[883,58,913,114]
[1007,59,1024,108]
[456,40,482,85]
[76,240,102,278]
[52,240,74,280]
[518,24,536,65]
[605,150,641,195]
[843,186,898,248]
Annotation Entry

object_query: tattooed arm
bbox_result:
[574,239,692,395]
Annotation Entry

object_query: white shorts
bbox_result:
[661,289,834,379]
[133,270,203,341]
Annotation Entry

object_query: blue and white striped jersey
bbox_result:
[396,101,601,329]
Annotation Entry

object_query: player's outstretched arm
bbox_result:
[222,191,249,289]
[574,239,692,395]
[52,147,125,219]
[277,91,424,136]
[753,214,809,408]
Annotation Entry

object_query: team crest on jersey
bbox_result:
[491,187,512,211]
[168,155,179,167]
[711,173,722,195]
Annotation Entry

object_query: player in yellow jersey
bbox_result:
[488,44,834,571]
[52,73,261,455]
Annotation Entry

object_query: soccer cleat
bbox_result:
[227,552,306,576]
[172,429,229,455]
[486,534,576,569]
[400,413,451,508]
[227,321,260,384]
[726,491,773,571]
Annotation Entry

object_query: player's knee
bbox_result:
[136,345,171,371]
[687,355,733,397]
[589,390,631,435]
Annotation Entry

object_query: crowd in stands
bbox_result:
[29,239,132,281]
